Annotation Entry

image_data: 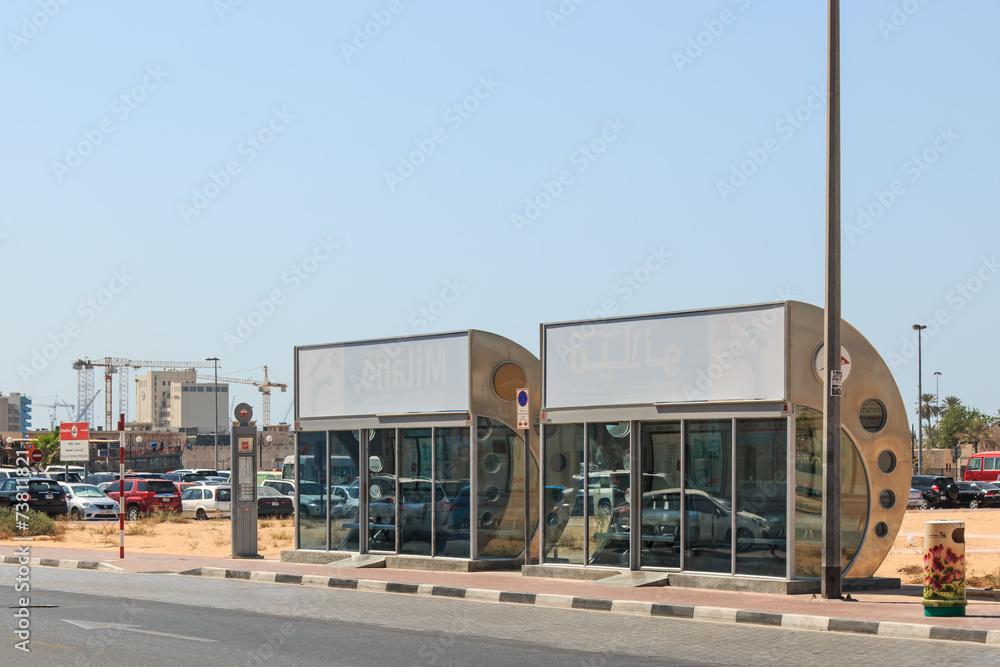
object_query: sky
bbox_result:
[2,1,998,432]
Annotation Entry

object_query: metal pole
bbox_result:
[524,427,530,567]
[821,0,842,601]
[913,325,926,473]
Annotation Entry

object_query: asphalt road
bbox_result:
[3,565,1000,666]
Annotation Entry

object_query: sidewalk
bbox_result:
[4,544,1000,646]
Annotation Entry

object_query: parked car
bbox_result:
[163,472,210,484]
[180,484,231,520]
[256,485,294,517]
[85,472,119,486]
[217,470,231,482]
[367,476,452,546]
[911,475,961,509]
[969,481,1000,507]
[330,484,360,520]
[59,483,119,520]
[40,471,84,483]
[956,481,1000,509]
[608,488,769,552]
[0,467,20,479]
[0,477,68,516]
[907,488,923,509]
[104,478,182,520]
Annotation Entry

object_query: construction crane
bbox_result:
[196,365,287,428]
[72,358,217,431]
[35,396,75,430]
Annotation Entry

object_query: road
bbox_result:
[3,565,999,665]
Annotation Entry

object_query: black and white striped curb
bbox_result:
[177,566,1000,646]
[2,555,123,572]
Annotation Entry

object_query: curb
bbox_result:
[176,566,1000,646]
[2,555,123,572]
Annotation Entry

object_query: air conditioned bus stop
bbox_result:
[289,330,540,568]
[534,301,910,593]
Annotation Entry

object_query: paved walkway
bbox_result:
[4,543,1000,645]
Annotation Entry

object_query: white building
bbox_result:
[136,371,226,433]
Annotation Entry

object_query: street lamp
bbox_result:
[4,437,12,467]
[264,435,272,471]
[134,436,142,471]
[913,324,927,473]
[933,371,942,421]
[206,357,220,470]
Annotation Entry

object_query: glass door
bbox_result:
[639,421,681,568]
[367,428,397,553]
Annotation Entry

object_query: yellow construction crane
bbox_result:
[72,358,216,431]
[196,365,287,428]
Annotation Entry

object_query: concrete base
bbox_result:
[594,571,671,588]
[521,564,621,582]
[384,556,522,572]
[668,573,901,595]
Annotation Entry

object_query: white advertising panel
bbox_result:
[297,333,470,418]
[59,440,90,462]
[544,304,786,408]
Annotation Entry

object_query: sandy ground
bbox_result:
[874,507,1000,588]
[3,508,998,586]
[2,514,296,559]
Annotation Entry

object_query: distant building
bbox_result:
[135,371,227,433]
[0,392,31,434]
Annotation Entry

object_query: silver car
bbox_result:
[59,483,119,521]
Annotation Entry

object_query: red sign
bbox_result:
[60,422,90,441]
[29,449,43,464]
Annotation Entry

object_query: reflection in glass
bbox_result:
[399,429,433,556]
[367,429,396,552]
[435,427,470,557]
[476,417,537,559]
[542,423,585,565]
[326,431,359,552]
[794,406,870,577]
[639,422,681,568]
[295,431,327,550]
[587,423,630,566]
[735,419,786,577]
[685,420,733,573]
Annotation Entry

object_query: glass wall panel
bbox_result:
[639,421,681,568]
[399,428,433,556]
[542,423,585,565]
[735,419,786,577]
[435,427,470,557]
[794,407,870,577]
[295,431,326,550]
[587,423,630,566]
[476,417,528,559]
[326,431,359,551]
[685,420,733,573]
[367,428,396,552]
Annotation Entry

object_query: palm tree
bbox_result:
[941,396,962,412]
[958,418,998,455]
[918,393,938,443]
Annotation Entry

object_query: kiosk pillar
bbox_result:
[231,402,259,558]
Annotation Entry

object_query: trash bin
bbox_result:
[923,520,966,617]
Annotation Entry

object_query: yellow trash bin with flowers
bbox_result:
[922,520,966,617]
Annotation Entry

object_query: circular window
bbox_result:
[491,362,526,401]
[874,522,889,538]
[878,489,895,509]
[860,398,888,433]
[546,512,561,527]
[550,452,567,473]
[484,485,501,504]
[369,484,383,499]
[483,453,502,474]
[606,422,630,439]
[481,511,495,527]
[368,455,383,473]
[877,449,896,474]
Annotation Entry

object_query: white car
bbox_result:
[59,483,120,521]
[181,484,232,520]
[262,479,330,517]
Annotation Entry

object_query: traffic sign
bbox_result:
[59,421,91,462]
[516,388,529,429]
[29,449,43,464]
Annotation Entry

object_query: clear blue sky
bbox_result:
[2,1,997,430]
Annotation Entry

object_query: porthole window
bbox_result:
[874,522,889,538]
[877,450,896,474]
[491,362,526,401]
[878,489,895,509]
[859,398,887,433]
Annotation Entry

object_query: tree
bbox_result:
[917,393,938,444]
[941,396,962,411]
[30,429,61,467]
[958,418,998,455]
[937,405,995,450]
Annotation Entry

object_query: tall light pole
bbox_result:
[913,325,927,473]
[933,371,942,421]
[207,357,220,470]
[133,436,141,471]
[265,434,272,471]
[821,0,843,601]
